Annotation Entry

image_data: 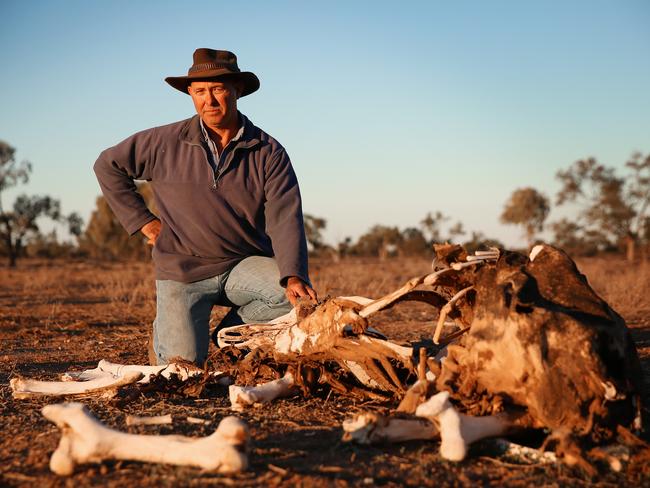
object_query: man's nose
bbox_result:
[206,92,220,106]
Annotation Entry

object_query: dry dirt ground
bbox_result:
[1,256,649,487]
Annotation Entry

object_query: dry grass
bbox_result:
[1,255,649,487]
[576,257,650,325]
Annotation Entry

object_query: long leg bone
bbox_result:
[415,391,513,461]
[342,412,438,444]
[12,359,231,399]
[62,360,228,385]
[229,372,296,412]
[42,403,248,475]
[11,371,143,399]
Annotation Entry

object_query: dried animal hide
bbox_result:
[214,296,420,399]
[434,244,643,444]
[210,346,406,402]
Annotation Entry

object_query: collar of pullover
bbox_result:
[179,112,260,150]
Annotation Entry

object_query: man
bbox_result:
[94,48,316,366]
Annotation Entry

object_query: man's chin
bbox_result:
[202,115,224,127]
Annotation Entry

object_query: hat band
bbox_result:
[188,62,239,74]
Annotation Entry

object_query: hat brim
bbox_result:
[165,70,260,97]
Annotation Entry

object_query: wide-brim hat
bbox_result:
[165,48,260,97]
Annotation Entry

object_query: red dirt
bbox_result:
[1,256,649,487]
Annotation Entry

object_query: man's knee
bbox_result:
[225,256,286,305]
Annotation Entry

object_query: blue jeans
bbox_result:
[152,256,292,365]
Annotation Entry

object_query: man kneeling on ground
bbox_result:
[94,48,316,366]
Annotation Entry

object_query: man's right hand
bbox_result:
[141,219,161,246]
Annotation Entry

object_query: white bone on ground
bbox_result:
[415,391,511,461]
[125,414,173,426]
[229,373,295,412]
[342,412,438,444]
[10,371,143,399]
[62,360,169,382]
[491,438,557,464]
[41,402,248,475]
[62,360,230,385]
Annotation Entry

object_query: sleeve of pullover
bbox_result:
[93,129,158,235]
[263,148,310,286]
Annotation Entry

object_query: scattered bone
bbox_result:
[415,391,512,461]
[397,379,435,414]
[12,359,231,400]
[63,359,227,384]
[42,402,248,475]
[342,412,437,444]
[125,414,173,426]
[187,416,211,425]
[491,438,557,464]
[229,372,296,412]
[11,371,143,399]
[125,414,211,426]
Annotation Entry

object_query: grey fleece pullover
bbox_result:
[93,113,310,285]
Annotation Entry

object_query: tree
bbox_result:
[352,225,403,259]
[0,141,78,266]
[500,187,550,247]
[420,211,448,244]
[399,227,428,256]
[337,236,353,258]
[550,218,608,257]
[555,154,650,259]
[304,214,327,252]
[79,183,155,260]
[448,221,466,243]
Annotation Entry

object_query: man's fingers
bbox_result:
[285,282,317,306]
[286,289,298,305]
[307,286,317,301]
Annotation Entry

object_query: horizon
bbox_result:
[1,1,649,247]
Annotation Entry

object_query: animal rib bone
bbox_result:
[433,286,474,344]
[342,412,437,444]
[229,373,296,411]
[42,403,248,475]
[11,371,143,399]
[415,391,512,461]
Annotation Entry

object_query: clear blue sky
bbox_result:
[1,0,648,246]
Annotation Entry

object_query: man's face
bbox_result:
[188,80,239,130]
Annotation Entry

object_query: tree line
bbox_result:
[1,139,648,266]
[500,153,650,260]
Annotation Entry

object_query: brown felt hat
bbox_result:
[165,48,260,97]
